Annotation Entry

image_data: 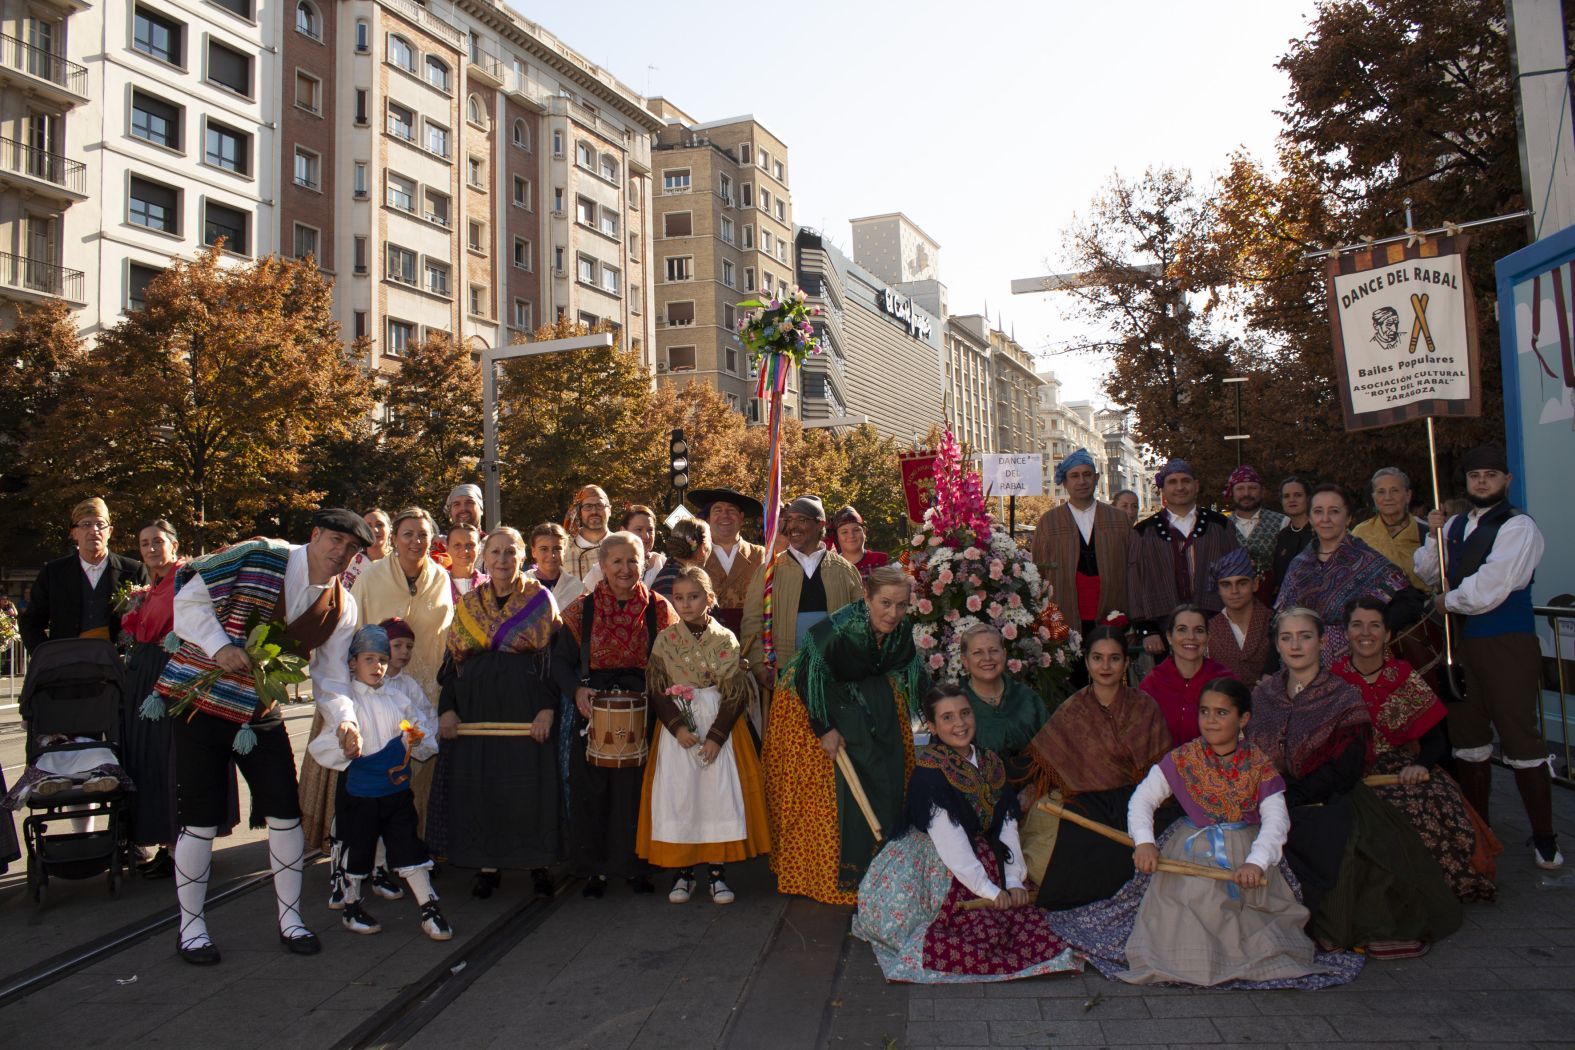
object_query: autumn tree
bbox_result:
[380,331,484,511]
[38,246,372,550]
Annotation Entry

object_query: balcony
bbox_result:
[378,0,462,46]
[0,33,88,105]
[0,136,86,201]
[467,45,503,87]
[0,250,85,304]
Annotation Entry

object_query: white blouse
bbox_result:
[922,746,1026,901]
[1127,762,1289,872]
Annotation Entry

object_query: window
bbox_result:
[667,346,696,372]
[512,119,530,149]
[425,259,449,294]
[295,1,320,39]
[552,187,564,214]
[740,183,753,208]
[355,18,369,51]
[204,120,249,174]
[387,102,414,141]
[744,266,755,290]
[386,172,414,212]
[553,245,564,273]
[722,260,735,288]
[662,168,690,193]
[203,200,249,254]
[575,196,595,226]
[133,6,183,65]
[206,40,252,96]
[629,233,640,258]
[774,160,784,181]
[293,147,319,189]
[467,156,483,187]
[762,230,773,253]
[600,154,618,182]
[719,173,733,203]
[551,129,563,157]
[425,55,450,92]
[577,310,599,329]
[600,264,620,294]
[130,91,180,149]
[738,143,751,165]
[424,120,450,158]
[511,299,532,329]
[760,188,771,213]
[355,90,368,125]
[424,188,449,227]
[758,147,770,171]
[599,210,618,237]
[128,176,178,233]
[666,301,694,326]
[741,224,753,249]
[353,236,367,273]
[354,311,367,338]
[468,220,484,252]
[353,162,368,198]
[630,284,640,312]
[210,0,249,17]
[512,237,531,270]
[776,199,786,221]
[127,262,161,311]
[467,95,484,126]
[386,244,416,284]
[720,216,734,243]
[663,212,692,238]
[762,271,774,293]
[295,71,321,113]
[725,344,738,374]
[576,254,595,284]
[665,256,692,282]
[387,319,415,355]
[724,303,736,332]
[293,223,318,259]
[576,141,594,168]
[511,175,530,208]
[469,285,486,316]
[388,35,415,73]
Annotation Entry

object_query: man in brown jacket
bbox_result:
[690,487,767,637]
[1031,448,1131,638]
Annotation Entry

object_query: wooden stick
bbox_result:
[456,721,535,731]
[1363,772,1431,787]
[834,747,883,842]
[454,726,537,737]
[1034,798,1237,881]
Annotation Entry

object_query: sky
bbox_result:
[515,0,1322,406]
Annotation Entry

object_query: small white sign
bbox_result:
[663,504,694,530]
[982,453,1044,497]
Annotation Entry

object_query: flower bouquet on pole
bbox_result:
[905,429,1079,710]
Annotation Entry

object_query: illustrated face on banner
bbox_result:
[1371,307,1401,350]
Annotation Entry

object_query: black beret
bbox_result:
[312,508,374,548]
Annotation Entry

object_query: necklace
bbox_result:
[971,681,1005,706]
[1288,521,1308,533]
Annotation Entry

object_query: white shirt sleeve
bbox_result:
[1413,525,1445,589]
[1127,764,1173,846]
[1000,813,1026,890]
[1245,791,1290,870]
[310,592,359,729]
[1440,515,1544,616]
[171,573,236,659]
[925,809,1001,901]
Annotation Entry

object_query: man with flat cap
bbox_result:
[690,487,767,637]
[1415,443,1561,871]
[1031,448,1130,640]
[741,495,862,694]
[1127,457,1240,656]
[157,508,368,964]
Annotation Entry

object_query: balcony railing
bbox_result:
[0,249,84,302]
[378,0,462,46]
[0,135,84,193]
[0,33,87,96]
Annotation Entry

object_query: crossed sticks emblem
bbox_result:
[1406,293,1436,355]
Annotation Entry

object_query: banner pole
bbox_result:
[1425,415,1461,699]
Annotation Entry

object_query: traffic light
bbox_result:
[669,429,690,492]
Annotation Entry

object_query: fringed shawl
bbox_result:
[1274,535,1410,662]
[559,582,678,672]
[1025,684,1172,796]
[1330,656,1446,764]
[788,600,924,724]
[1159,738,1285,826]
[904,743,1014,847]
[1246,669,1370,779]
[352,552,454,703]
[448,575,558,662]
[1207,604,1273,686]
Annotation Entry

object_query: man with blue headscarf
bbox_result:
[1032,448,1132,640]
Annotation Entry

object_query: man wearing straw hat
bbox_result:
[20,497,146,652]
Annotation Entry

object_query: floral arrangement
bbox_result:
[0,608,17,649]
[665,683,699,735]
[111,580,151,616]
[736,285,823,370]
[905,429,1080,706]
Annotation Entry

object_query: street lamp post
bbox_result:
[1222,375,1249,466]
[480,332,615,530]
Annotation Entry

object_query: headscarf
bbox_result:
[791,599,923,723]
[563,485,611,539]
[1054,447,1097,487]
[70,497,110,525]
[378,616,414,643]
[1206,548,1256,592]
[350,624,390,658]
[1223,464,1262,501]
[1154,458,1195,487]
[447,483,483,506]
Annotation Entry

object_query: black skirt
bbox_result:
[122,644,178,846]
[1036,786,1180,910]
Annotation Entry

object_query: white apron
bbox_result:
[649,685,746,844]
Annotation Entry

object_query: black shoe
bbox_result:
[582,875,607,899]
[471,870,501,899]
[531,868,554,898]
[370,865,406,900]
[627,875,655,895]
[139,848,174,880]
[178,941,221,966]
[279,927,322,955]
[341,901,381,935]
[419,900,453,941]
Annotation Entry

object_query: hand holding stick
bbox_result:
[834,747,883,842]
[1034,797,1234,882]
[1362,771,1431,787]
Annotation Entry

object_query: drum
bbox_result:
[586,691,648,768]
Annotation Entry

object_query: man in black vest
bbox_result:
[1415,444,1560,870]
[20,497,146,652]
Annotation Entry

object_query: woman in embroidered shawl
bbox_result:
[1331,597,1498,901]
[1025,627,1173,910]
[855,683,1079,984]
[1049,677,1365,990]
[1274,484,1425,665]
[638,566,769,904]
[958,623,1046,779]
[1139,605,1235,746]
[1248,607,1461,960]
[431,527,562,901]
[764,564,926,905]
[1206,549,1273,686]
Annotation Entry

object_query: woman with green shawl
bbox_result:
[958,622,1047,778]
[763,564,928,905]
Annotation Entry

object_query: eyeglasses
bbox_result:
[74,520,110,532]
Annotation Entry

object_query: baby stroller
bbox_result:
[17,638,131,904]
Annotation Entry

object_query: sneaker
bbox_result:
[341,901,381,935]
[668,876,694,904]
[1534,838,1565,871]
[708,877,735,905]
[29,776,73,799]
[419,900,453,941]
[82,774,120,794]
[370,866,406,900]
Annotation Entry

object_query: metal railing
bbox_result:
[0,32,87,96]
[0,135,85,193]
[1,639,26,709]
[0,249,84,302]
[377,0,462,45]
[1536,604,1575,786]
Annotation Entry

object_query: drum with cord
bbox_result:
[586,690,648,768]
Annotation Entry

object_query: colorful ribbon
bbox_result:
[756,352,791,667]
[1182,819,1249,899]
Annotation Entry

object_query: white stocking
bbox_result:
[399,864,436,904]
[343,874,365,904]
[174,826,217,950]
[266,816,308,937]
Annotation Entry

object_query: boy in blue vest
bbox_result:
[1416,443,1560,870]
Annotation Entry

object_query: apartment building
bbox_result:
[989,325,1042,454]
[1038,368,1157,512]
[1,0,661,373]
[942,315,993,454]
[646,100,795,419]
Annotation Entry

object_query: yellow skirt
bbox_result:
[637,727,772,868]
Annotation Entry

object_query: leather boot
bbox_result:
[1513,764,1556,840]
[1454,759,1493,826]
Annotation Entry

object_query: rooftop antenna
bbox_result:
[644,64,658,97]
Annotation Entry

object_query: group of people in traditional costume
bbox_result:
[7,437,1560,995]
